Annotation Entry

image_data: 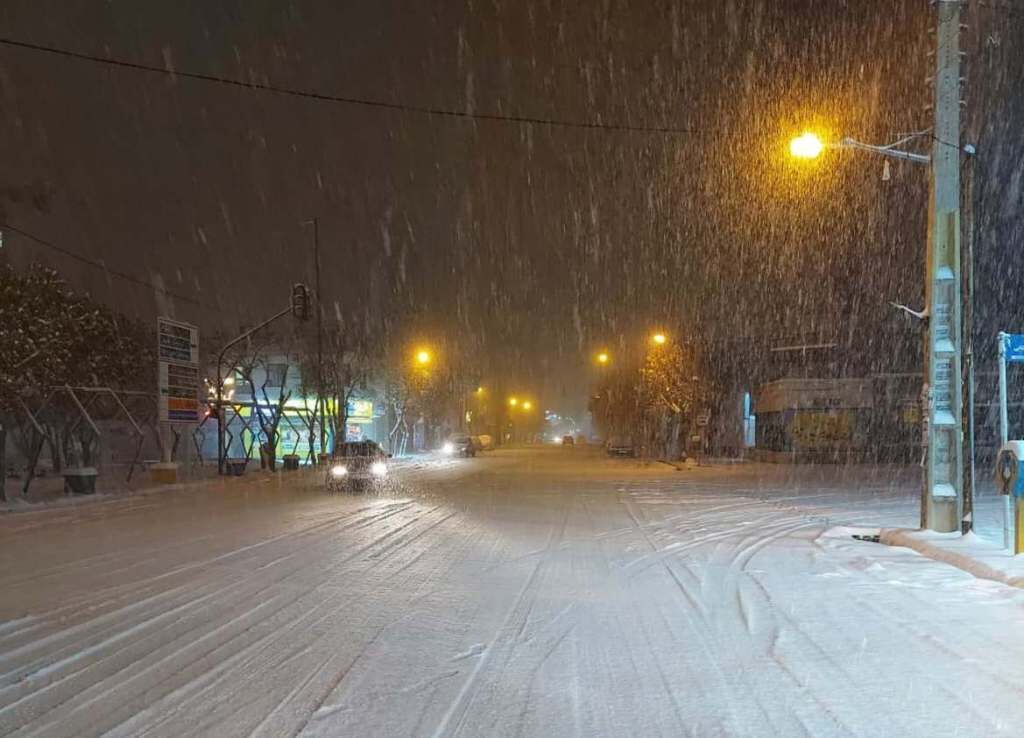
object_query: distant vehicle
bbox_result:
[561,435,575,446]
[327,441,390,491]
[443,435,476,457]
[606,436,635,457]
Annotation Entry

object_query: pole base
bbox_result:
[150,462,179,484]
[928,497,959,534]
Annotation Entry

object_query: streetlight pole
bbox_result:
[923,0,963,533]
[787,3,967,533]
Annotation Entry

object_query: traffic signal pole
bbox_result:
[214,285,310,475]
[923,0,964,533]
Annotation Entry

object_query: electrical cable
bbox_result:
[0,36,694,136]
[0,220,224,312]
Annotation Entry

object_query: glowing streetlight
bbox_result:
[789,132,825,160]
[651,333,667,346]
[596,351,610,365]
[523,401,533,410]
[509,397,518,407]
[476,386,484,394]
[415,349,432,366]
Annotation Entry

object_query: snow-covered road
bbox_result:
[2,448,1024,737]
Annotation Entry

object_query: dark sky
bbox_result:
[1,1,1020,411]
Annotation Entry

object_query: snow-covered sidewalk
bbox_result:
[658,456,1024,592]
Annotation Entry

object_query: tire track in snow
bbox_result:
[623,493,847,736]
[2,501,416,647]
[202,503,480,736]
[0,503,403,674]
[618,497,754,735]
[0,501,442,734]
[9,497,460,732]
[429,505,569,738]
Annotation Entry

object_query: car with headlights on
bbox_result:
[327,441,391,492]
[442,435,476,458]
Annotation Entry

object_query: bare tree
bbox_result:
[219,331,294,471]
[591,340,710,460]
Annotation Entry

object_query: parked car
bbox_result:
[327,441,390,492]
[606,436,635,457]
[562,434,575,446]
[443,435,476,457]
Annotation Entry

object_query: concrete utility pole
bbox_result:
[923,0,964,533]
[961,142,977,534]
[313,217,326,460]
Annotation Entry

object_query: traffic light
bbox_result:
[291,283,311,321]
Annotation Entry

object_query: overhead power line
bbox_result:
[0,37,694,136]
[0,221,216,311]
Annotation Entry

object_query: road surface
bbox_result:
[2,447,1024,737]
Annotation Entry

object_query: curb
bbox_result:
[880,528,1024,589]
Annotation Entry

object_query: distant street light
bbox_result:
[651,333,667,346]
[415,349,432,366]
[509,397,518,407]
[523,401,533,411]
[596,351,610,365]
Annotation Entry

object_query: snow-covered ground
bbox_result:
[1,447,1023,737]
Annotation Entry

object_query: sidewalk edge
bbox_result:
[880,528,1024,589]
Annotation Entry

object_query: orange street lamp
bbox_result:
[789,132,825,160]
[651,333,667,346]
[789,132,930,166]
[596,351,610,365]
[522,401,533,411]
[509,397,518,407]
[415,349,432,366]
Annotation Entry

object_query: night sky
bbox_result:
[1,1,1020,409]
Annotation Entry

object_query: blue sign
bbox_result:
[1006,334,1024,364]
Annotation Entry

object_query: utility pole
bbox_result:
[923,0,964,533]
[314,218,326,460]
[304,217,327,462]
[961,146,977,534]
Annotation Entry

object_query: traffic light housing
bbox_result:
[291,283,311,322]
